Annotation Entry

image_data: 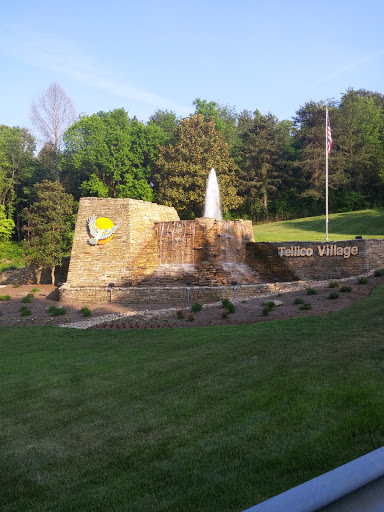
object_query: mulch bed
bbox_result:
[1,274,383,329]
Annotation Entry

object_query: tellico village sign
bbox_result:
[278,244,359,259]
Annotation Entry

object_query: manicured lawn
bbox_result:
[1,287,384,511]
[253,209,384,242]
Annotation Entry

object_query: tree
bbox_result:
[30,82,76,182]
[236,111,291,221]
[62,109,164,201]
[193,98,238,146]
[0,205,14,241]
[23,180,74,284]
[156,114,242,217]
[0,125,36,239]
[148,109,179,145]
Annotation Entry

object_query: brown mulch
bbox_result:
[1,275,383,329]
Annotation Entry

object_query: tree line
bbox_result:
[1,84,384,250]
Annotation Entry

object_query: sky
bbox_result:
[1,0,383,133]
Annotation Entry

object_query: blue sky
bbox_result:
[1,0,383,131]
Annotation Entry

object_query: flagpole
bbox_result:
[325,106,329,241]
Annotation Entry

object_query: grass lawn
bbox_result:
[253,208,384,242]
[1,287,384,512]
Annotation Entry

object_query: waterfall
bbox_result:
[203,168,222,220]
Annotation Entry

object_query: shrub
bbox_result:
[340,286,352,293]
[221,310,229,319]
[358,277,368,285]
[176,310,184,320]
[0,295,11,301]
[21,296,32,303]
[262,305,270,316]
[1,264,18,272]
[374,269,384,277]
[32,288,39,293]
[187,313,194,322]
[222,298,231,307]
[300,303,312,310]
[0,309,2,316]
[305,287,317,295]
[48,305,67,316]
[294,298,305,305]
[222,298,235,314]
[329,281,340,288]
[328,291,340,299]
[264,301,276,309]
[20,306,32,316]
[191,302,203,313]
[80,307,92,317]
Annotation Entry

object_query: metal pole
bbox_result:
[325,106,329,242]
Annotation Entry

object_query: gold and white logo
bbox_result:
[87,215,120,245]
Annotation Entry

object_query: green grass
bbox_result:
[0,241,25,272]
[1,287,384,511]
[253,208,384,241]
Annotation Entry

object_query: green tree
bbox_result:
[236,111,292,221]
[193,98,238,146]
[148,109,179,145]
[156,114,242,217]
[62,109,164,201]
[0,125,36,239]
[0,205,14,241]
[23,180,74,284]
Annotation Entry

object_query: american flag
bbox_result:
[327,115,332,155]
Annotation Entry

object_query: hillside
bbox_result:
[253,209,384,242]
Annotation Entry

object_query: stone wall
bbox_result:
[66,197,180,288]
[246,239,384,281]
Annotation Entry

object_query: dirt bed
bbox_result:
[1,275,383,329]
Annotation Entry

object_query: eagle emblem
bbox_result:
[87,215,120,245]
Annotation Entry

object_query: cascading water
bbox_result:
[203,168,222,220]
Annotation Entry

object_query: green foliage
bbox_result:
[156,115,242,216]
[191,302,203,313]
[262,305,271,316]
[63,109,161,201]
[19,305,32,316]
[0,294,10,301]
[264,301,276,309]
[329,281,340,288]
[374,269,384,277]
[328,291,340,299]
[300,303,312,310]
[32,288,39,293]
[23,180,74,273]
[0,241,25,272]
[359,277,368,284]
[48,305,67,316]
[21,296,32,303]
[0,205,15,241]
[294,297,305,304]
[221,298,235,314]
[305,287,317,295]
[176,310,184,320]
[80,307,92,317]
[340,286,352,293]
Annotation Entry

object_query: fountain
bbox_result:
[63,169,259,304]
[203,168,222,220]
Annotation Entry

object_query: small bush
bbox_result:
[13,284,20,288]
[48,305,67,316]
[222,298,231,307]
[221,310,229,319]
[80,307,92,317]
[0,309,2,316]
[187,313,194,322]
[1,264,18,272]
[176,310,184,320]
[305,287,317,295]
[32,288,39,293]
[264,301,276,310]
[0,295,11,301]
[340,286,352,293]
[294,297,305,305]
[20,306,32,316]
[262,305,270,316]
[358,277,368,285]
[329,281,340,288]
[374,269,384,277]
[300,303,312,310]
[328,291,340,299]
[21,296,32,303]
[191,302,203,313]
[222,298,235,314]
